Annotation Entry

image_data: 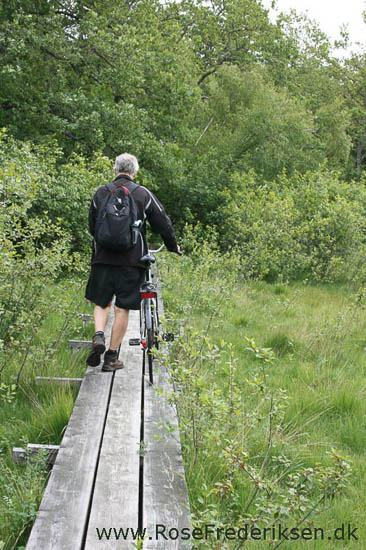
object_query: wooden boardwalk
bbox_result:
[26,292,190,549]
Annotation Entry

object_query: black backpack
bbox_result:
[94,182,141,251]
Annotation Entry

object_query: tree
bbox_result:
[193,65,325,179]
[342,52,366,177]
[263,9,352,170]
[0,0,200,157]
[165,0,279,85]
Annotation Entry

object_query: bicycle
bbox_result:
[129,244,164,384]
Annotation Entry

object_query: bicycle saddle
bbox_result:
[140,254,156,264]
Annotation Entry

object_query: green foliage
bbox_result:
[0,385,77,548]
[220,169,366,282]
[195,65,325,179]
[0,131,112,254]
[0,0,199,157]
[0,383,17,404]
[267,11,352,168]
[0,132,94,385]
[22,388,76,445]
[0,456,47,550]
[158,241,355,548]
[160,224,241,316]
[341,52,366,177]
[0,2,365,541]
[0,277,93,548]
[167,0,278,83]
[0,0,364,183]
[264,332,294,357]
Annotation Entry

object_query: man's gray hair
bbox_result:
[114,153,139,176]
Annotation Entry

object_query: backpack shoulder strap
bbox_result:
[106,182,116,193]
[117,181,139,196]
[128,182,139,194]
[106,181,139,195]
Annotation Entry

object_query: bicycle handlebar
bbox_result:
[148,244,182,255]
[148,244,165,254]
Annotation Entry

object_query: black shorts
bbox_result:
[85,264,146,310]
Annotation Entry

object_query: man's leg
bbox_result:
[86,302,111,367]
[109,306,129,351]
[101,306,129,372]
[94,302,112,332]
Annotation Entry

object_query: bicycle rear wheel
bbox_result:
[152,298,159,350]
[147,322,154,384]
[147,348,153,385]
[145,300,154,384]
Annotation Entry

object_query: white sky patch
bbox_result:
[262,0,366,56]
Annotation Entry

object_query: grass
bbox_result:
[162,269,366,549]
[232,282,364,547]
[2,259,366,549]
[0,277,94,549]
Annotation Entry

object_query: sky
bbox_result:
[262,0,366,56]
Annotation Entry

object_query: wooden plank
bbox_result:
[27,444,60,463]
[12,447,27,463]
[85,310,142,550]
[142,364,190,549]
[13,444,60,465]
[142,267,190,548]
[26,371,113,549]
[26,310,115,550]
[68,340,92,353]
[79,313,93,327]
[36,376,83,386]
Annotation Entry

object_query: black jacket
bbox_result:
[88,174,178,268]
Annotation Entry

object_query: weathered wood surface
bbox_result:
[26,311,115,550]
[26,266,190,550]
[79,313,93,327]
[143,268,190,549]
[143,365,191,549]
[12,445,60,465]
[68,339,92,353]
[85,311,142,550]
[25,371,113,549]
[35,376,83,386]
[12,447,27,463]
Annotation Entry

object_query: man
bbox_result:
[85,152,180,372]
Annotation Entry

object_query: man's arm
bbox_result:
[145,190,179,252]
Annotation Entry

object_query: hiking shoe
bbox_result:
[86,333,106,367]
[102,352,125,372]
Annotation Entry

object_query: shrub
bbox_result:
[220,168,366,282]
[158,239,352,548]
[0,131,112,255]
[0,131,88,384]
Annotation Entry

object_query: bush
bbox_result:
[158,238,352,548]
[0,131,89,384]
[219,168,366,282]
[0,131,111,256]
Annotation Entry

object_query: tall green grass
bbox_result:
[2,250,365,549]
[0,277,94,549]
[159,248,366,549]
